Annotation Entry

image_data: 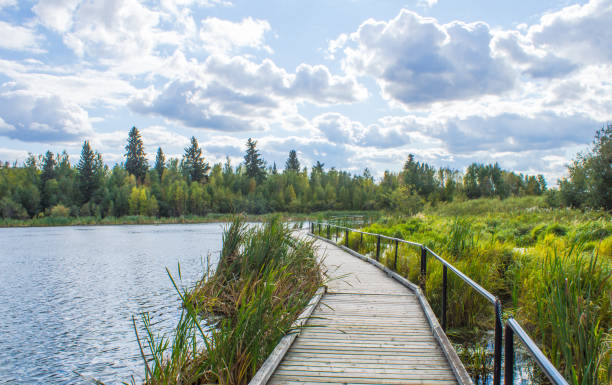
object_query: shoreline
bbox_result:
[0,210,378,228]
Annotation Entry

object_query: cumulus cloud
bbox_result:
[385,111,597,154]
[528,0,612,64]
[200,17,271,54]
[492,31,577,79]
[129,55,366,130]
[32,0,81,32]
[338,10,515,106]
[129,80,258,131]
[204,55,367,104]
[0,90,92,143]
[0,22,45,52]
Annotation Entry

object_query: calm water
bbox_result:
[0,223,225,384]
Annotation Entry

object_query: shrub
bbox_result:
[49,204,70,218]
[0,197,28,219]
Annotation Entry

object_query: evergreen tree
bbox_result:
[182,136,210,183]
[285,149,300,172]
[40,151,56,185]
[77,141,98,203]
[40,151,57,210]
[244,138,265,182]
[124,126,148,182]
[313,161,325,174]
[154,147,165,179]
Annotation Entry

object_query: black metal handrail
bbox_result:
[310,221,568,385]
[504,318,569,385]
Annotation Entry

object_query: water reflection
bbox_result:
[0,223,224,384]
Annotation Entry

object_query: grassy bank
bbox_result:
[332,196,610,384]
[0,210,380,228]
[129,216,323,385]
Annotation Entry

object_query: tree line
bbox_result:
[0,124,608,220]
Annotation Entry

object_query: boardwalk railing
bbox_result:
[310,221,569,385]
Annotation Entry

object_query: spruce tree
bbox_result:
[40,151,56,185]
[285,149,300,172]
[244,138,265,182]
[124,126,148,182]
[182,136,210,182]
[77,141,97,203]
[154,147,165,179]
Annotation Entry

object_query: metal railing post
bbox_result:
[345,229,349,247]
[394,240,398,270]
[420,246,427,293]
[504,322,514,385]
[493,299,503,385]
[318,223,321,235]
[327,224,330,239]
[376,235,381,261]
[360,232,363,248]
[442,265,447,331]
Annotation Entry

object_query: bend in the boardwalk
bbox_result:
[266,232,467,385]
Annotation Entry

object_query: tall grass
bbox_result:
[530,247,611,385]
[131,215,323,385]
[347,198,611,384]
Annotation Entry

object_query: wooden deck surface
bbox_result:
[266,233,460,385]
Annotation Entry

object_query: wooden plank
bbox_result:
[271,374,457,384]
[262,233,469,385]
[247,287,326,385]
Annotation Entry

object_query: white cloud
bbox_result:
[339,10,515,106]
[0,0,17,9]
[32,0,81,32]
[0,22,44,52]
[200,17,271,54]
[0,90,93,143]
[529,0,612,64]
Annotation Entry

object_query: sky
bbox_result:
[0,0,610,184]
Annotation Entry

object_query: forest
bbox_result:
[0,124,609,221]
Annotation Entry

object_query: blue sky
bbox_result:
[0,0,609,183]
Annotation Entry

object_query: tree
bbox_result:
[124,126,148,182]
[77,141,99,203]
[154,147,165,179]
[244,138,265,182]
[182,136,210,183]
[560,124,612,210]
[285,150,300,172]
[40,151,56,185]
[313,161,325,174]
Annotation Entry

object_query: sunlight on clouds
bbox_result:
[0,22,45,53]
[200,17,272,54]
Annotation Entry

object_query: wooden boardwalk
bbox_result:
[265,233,470,385]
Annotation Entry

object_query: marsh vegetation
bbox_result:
[129,216,323,385]
[334,196,610,384]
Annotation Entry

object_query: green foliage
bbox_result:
[351,198,611,384]
[243,138,265,182]
[181,137,210,183]
[153,147,165,180]
[124,126,148,182]
[77,141,102,204]
[3,129,605,222]
[49,204,70,218]
[132,216,322,385]
[532,248,610,385]
[560,124,612,210]
[285,149,300,172]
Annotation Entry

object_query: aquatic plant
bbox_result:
[130,215,323,385]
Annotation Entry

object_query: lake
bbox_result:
[0,223,225,384]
